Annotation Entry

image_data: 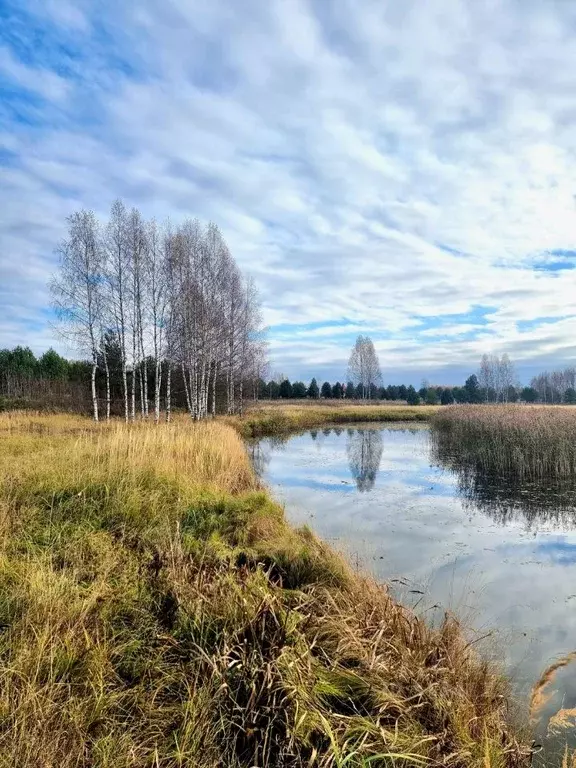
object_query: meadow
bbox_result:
[0,409,532,767]
[432,405,576,479]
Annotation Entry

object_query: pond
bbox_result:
[250,423,576,762]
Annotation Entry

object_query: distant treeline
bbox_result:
[0,344,254,414]
[261,373,576,406]
[259,376,479,404]
[4,346,576,413]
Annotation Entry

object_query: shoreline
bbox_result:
[0,409,533,767]
[227,403,439,438]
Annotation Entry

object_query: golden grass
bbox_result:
[0,410,532,767]
[432,405,576,479]
[230,403,439,437]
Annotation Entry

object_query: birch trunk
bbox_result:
[154,359,161,423]
[139,366,145,418]
[103,346,111,421]
[211,362,218,416]
[121,356,128,422]
[182,362,192,416]
[166,363,172,423]
[91,362,99,422]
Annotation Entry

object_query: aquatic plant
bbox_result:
[432,405,576,480]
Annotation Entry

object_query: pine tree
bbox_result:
[292,381,307,398]
[307,378,319,398]
[440,388,454,405]
[279,379,293,398]
[406,386,420,405]
[321,381,332,398]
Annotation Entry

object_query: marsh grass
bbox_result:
[432,405,576,479]
[230,403,438,438]
[0,411,530,767]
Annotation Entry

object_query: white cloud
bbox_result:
[0,46,69,101]
[2,0,576,382]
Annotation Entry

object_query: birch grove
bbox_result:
[478,353,517,403]
[51,201,266,420]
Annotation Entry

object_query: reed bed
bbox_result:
[432,405,576,479]
[0,410,531,767]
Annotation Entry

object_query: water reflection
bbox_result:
[346,427,383,492]
[431,428,576,528]
[253,423,576,762]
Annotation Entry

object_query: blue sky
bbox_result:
[2,0,576,385]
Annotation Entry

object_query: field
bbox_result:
[0,410,531,767]
[432,405,576,479]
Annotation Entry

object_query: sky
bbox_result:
[1,0,576,386]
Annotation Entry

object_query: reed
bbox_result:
[432,405,576,479]
[0,410,531,767]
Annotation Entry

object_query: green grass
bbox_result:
[0,411,531,767]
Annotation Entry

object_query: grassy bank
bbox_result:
[229,402,438,438]
[432,405,576,479]
[0,411,530,767]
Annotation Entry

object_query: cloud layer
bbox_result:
[1,0,576,383]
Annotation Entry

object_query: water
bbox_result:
[250,423,576,758]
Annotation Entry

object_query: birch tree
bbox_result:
[104,200,130,421]
[347,335,382,399]
[51,210,103,421]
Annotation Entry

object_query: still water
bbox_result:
[251,423,576,755]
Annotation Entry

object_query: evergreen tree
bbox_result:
[7,346,38,377]
[440,388,454,405]
[345,381,355,399]
[321,381,332,398]
[292,381,307,398]
[406,386,420,405]
[38,349,69,379]
[507,385,519,403]
[521,386,538,403]
[565,387,576,404]
[307,378,319,399]
[332,381,343,399]
[268,381,280,399]
[279,379,293,398]
[355,382,363,398]
[425,388,440,405]
[452,386,466,403]
[464,374,481,403]
[257,378,267,399]
[398,384,407,400]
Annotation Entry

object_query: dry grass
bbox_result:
[432,405,576,479]
[0,410,531,767]
[230,403,438,438]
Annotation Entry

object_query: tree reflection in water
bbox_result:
[346,427,384,492]
[431,427,576,528]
